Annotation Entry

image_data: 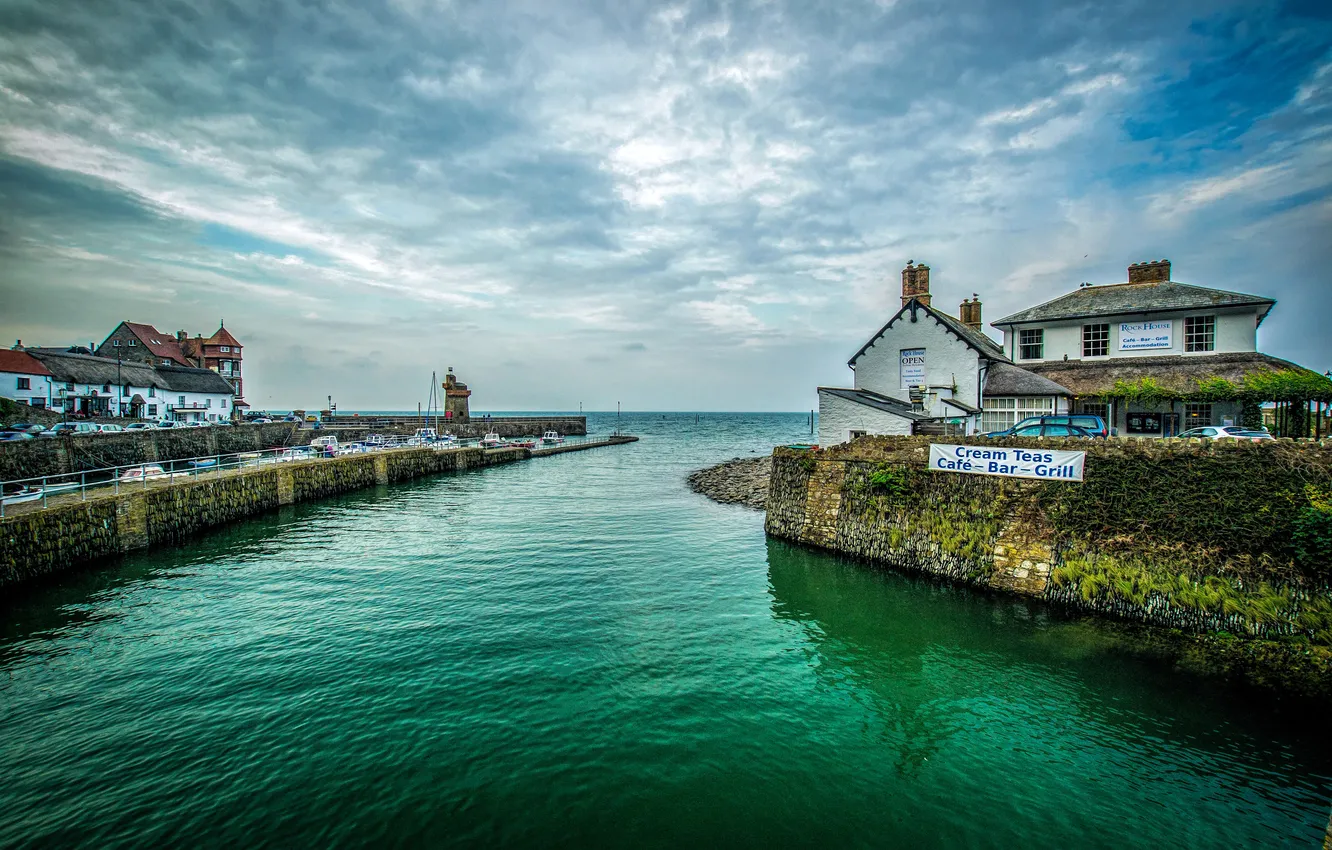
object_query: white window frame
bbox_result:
[981,396,1057,432]
[1184,315,1215,352]
[1018,329,1044,360]
[1082,323,1110,358]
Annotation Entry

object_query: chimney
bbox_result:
[12,340,21,350]
[177,330,187,342]
[1128,259,1171,284]
[959,294,983,330]
[901,260,932,307]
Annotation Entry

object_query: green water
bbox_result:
[1,413,1329,847]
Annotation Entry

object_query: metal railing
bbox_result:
[0,432,596,516]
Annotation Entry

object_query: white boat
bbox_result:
[118,465,169,482]
[433,433,457,447]
[1,482,80,505]
[479,432,505,449]
[540,430,564,446]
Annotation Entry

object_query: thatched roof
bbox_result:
[28,351,235,395]
[983,362,1072,397]
[156,364,235,394]
[1023,352,1332,401]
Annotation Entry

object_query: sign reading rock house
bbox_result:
[928,443,1086,481]
[1117,320,1173,351]
[899,348,926,388]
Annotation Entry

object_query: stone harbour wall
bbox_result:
[0,444,538,590]
[0,423,303,482]
[321,416,587,439]
[766,436,1332,645]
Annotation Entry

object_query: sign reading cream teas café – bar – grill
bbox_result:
[928,443,1086,481]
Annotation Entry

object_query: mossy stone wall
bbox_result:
[766,436,1332,645]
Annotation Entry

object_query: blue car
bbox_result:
[985,414,1110,438]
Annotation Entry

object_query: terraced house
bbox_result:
[95,320,247,412]
[817,259,1331,445]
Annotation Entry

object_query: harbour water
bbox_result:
[1,412,1329,847]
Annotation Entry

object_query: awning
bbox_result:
[130,394,146,404]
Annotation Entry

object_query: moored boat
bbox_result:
[118,465,169,482]
[0,483,75,505]
[539,430,564,446]
[479,432,505,449]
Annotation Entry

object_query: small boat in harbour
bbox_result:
[1,481,79,505]
[479,432,505,449]
[118,465,169,483]
[540,431,564,446]
[508,438,537,449]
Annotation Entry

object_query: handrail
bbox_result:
[0,432,593,516]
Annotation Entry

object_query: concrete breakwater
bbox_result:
[764,435,1332,696]
[1,437,637,591]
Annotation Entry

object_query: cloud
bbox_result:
[0,0,1329,410]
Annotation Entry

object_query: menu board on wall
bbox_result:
[900,348,926,388]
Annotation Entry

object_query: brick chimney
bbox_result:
[1128,259,1171,284]
[12,340,22,350]
[959,294,983,330]
[901,260,931,307]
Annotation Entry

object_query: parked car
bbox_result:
[305,415,319,423]
[1177,426,1272,442]
[250,417,273,424]
[284,415,302,422]
[9,423,47,434]
[184,421,208,428]
[125,422,154,431]
[97,424,125,433]
[1008,423,1097,438]
[986,414,1110,438]
[0,431,35,441]
[40,422,99,437]
[154,420,177,429]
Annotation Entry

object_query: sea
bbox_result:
[1,412,1329,847]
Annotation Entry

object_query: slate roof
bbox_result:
[982,362,1073,397]
[119,322,193,365]
[0,350,53,376]
[849,298,1007,367]
[1021,352,1321,398]
[818,387,932,421]
[992,281,1276,326]
[942,397,982,415]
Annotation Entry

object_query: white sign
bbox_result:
[900,348,926,388]
[928,443,1085,482]
[1118,320,1173,352]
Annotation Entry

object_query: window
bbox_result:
[128,339,136,346]
[178,396,186,406]
[981,396,1056,433]
[148,404,157,416]
[103,384,112,394]
[221,346,230,352]
[149,386,156,398]
[1184,315,1215,352]
[112,340,121,347]
[17,377,30,390]
[221,398,228,408]
[1082,323,1110,357]
[1076,402,1108,420]
[1184,403,1213,429]
[162,359,171,366]
[66,382,74,391]
[207,398,212,408]
[1013,425,1043,437]
[31,399,45,409]
[1019,329,1044,360]
[122,385,130,397]
[848,430,867,440]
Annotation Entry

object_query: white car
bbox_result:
[97,424,125,433]
[125,422,154,431]
[154,420,177,429]
[1177,426,1270,442]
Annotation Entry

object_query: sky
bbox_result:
[0,0,1329,412]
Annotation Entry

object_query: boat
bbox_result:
[508,439,536,449]
[118,465,169,482]
[1,481,79,505]
[479,432,505,449]
[188,458,218,469]
[539,431,564,446]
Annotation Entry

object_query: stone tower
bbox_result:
[901,260,932,307]
[443,367,471,423]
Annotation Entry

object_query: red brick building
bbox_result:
[96,320,247,411]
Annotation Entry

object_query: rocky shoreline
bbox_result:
[687,456,772,510]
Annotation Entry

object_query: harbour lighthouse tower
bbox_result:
[443,368,471,423]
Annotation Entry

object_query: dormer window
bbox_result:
[220,346,230,352]
[112,340,121,347]
[128,339,136,346]
[1019,329,1044,360]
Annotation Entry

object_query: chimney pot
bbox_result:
[960,295,983,329]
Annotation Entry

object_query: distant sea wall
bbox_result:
[0,423,303,481]
[323,415,586,439]
[766,436,1332,694]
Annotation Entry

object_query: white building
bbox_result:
[817,262,1068,446]
[25,350,235,422]
[816,258,1322,445]
[0,348,56,410]
[991,259,1289,436]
